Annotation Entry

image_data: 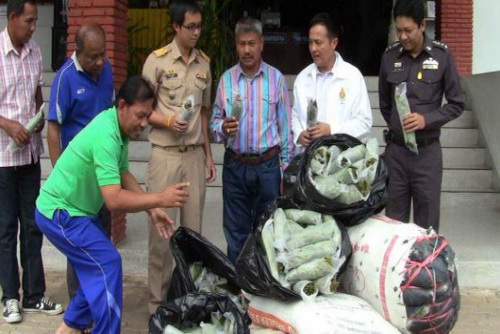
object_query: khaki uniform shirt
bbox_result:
[379,36,464,139]
[142,40,211,146]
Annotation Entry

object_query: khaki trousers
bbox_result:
[146,145,206,314]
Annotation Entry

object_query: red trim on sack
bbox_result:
[248,306,299,334]
[373,215,400,224]
[380,235,399,322]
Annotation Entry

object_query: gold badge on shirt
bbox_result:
[339,87,346,103]
[166,69,178,79]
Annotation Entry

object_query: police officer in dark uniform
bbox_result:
[379,0,464,232]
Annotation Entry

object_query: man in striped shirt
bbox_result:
[0,0,62,324]
[210,17,294,263]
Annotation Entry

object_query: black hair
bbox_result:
[309,12,340,40]
[393,0,426,26]
[75,22,106,52]
[169,0,202,26]
[7,0,36,17]
[116,75,157,110]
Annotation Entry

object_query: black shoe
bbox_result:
[23,296,64,315]
[3,299,22,323]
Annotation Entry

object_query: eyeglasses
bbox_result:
[182,23,203,32]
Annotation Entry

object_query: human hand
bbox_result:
[159,182,189,208]
[205,156,216,183]
[33,118,45,133]
[298,130,312,147]
[403,112,426,132]
[223,117,239,137]
[5,119,29,146]
[308,122,331,140]
[149,208,175,239]
[172,117,189,135]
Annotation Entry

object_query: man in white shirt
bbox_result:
[292,12,372,151]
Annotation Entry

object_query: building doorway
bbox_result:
[234,0,393,75]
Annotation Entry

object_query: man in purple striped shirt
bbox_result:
[210,17,294,263]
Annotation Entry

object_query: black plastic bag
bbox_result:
[167,227,240,302]
[235,199,352,302]
[283,134,388,226]
[149,293,250,334]
[402,236,460,333]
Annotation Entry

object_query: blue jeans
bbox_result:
[222,151,281,263]
[0,160,45,303]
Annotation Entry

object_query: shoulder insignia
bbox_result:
[385,41,401,52]
[199,50,210,63]
[154,46,171,58]
[432,40,449,50]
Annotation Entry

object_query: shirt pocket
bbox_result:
[193,78,208,106]
[161,77,184,106]
[416,70,443,102]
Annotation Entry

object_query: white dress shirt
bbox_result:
[291,52,372,151]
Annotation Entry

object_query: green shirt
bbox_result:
[37,107,129,219]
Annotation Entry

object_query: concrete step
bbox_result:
[40,186,500,289]
[43,71,56,86]
[372,109,475,128]
[40,156,494,192]
[121,142,486,169]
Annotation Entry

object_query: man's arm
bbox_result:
[277,75,294,170]
[47,122,62,166]
[209,78,229,143]
[422,51,465,129]
[0,116,29,145]
[378,54,393,125]
[101,174,189,213]
[201,106,216,183]
[291,80,308,147]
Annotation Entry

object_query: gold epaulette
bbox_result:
[154,46,171,58]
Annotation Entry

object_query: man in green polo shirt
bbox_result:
[35,75,189,334]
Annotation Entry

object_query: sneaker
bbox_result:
[23,296,64,315]
[3,299,22,323]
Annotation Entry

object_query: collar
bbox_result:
[422,35,437,57]
[171,39,199,64]
[2,28,31,57]
[237,61,265,80]
[309,52,347,79]
[111,107,128,145]
[397,34,435,59]
[71,51,84,72]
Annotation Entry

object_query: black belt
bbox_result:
[384,130,439,148]
[225,146,279,165]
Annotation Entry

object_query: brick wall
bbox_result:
[438,0,473,76]
[67,0,128,244]
[67,0,128,89]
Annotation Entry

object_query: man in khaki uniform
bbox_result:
[142,0,216,314]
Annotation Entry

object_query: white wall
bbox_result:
[473,0,500,74]
[0,3,54,71]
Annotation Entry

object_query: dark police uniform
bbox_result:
[378,36,464,231]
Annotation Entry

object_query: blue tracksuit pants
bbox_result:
[35,209,122,333]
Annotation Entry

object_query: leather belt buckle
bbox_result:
[178,145,188,153]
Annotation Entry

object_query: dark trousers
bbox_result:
[67,205,111,300]
[0,161,45,303]
[222,152,281,263]
[384,141,443,232]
